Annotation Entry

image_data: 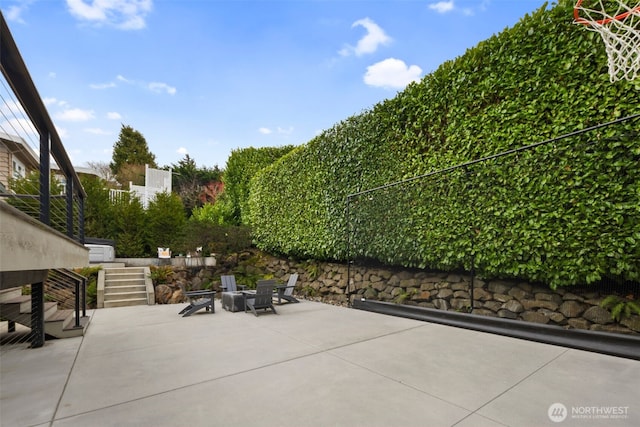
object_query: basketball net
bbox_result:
[574,0,640,82]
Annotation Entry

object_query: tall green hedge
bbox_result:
[248,1,640,288]
[223,145,295,225]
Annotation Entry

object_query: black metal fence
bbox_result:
[346,113,640,306]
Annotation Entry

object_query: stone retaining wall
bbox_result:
[260,256,639,335]
[150,252,639,335]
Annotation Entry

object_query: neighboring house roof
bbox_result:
[52,165,102,179]
[0,131,40,170]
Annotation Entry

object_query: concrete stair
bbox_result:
[100,267,154,308]
[0,287,88,339]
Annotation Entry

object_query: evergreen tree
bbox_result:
[170,154,223,216]
[110,125,157,187]
[80,175,114,239]
[146,191,186,252]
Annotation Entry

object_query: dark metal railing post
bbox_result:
[66,175,74,238]
[39,132,50,225]
[74,275,81,328]
[346,196,352,307]
[470,251,475,314]
[30,281,45,348]
[79,195,85,243]
[81,275,86,318]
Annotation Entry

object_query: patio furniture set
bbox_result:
[179,274,299,317]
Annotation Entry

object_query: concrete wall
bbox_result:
[0,202,88,288]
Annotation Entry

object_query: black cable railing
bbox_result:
[346,113,640,307]
[1,12,87,349]
[45,269,87,328]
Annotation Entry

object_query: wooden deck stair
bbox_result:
[0,288,88,339]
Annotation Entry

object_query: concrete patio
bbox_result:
[1,300,638,427]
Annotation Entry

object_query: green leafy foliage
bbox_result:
[169,154,223,216]
[8,170,67,232]
[600,295,640,322]
[80,175,115,239]
[247,1,640,288]
[111,193,147,257]
[149,265,174,285]
[146,191,187,252]
[224,145,295,225]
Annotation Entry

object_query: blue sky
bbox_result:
[2,0,551,171]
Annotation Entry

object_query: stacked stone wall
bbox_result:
[259,256,639,335]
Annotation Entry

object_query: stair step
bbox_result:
[104,290,148,300]
[105,271,145,278]
[105,268,146,275]
[0,287,23,302]
[44,309,83,336]
[1,297,58,315]
[1,295,32,313]
[46,309,74,331]
[105,284,146,293]
[105,278,146,287]
[104,298,148,308]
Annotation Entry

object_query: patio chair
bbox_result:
[244,279,277,317]
[274,273,299,304]
[221,275,246,312]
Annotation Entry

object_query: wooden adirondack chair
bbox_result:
[244,280,277,316]
[275,273,299,304]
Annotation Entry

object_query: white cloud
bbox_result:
[107,112,122,120]
[340,18,392,57]
[0,117,38,140]
[258,127,272,135]
[277,126,294,135]
[55,108,96,122]
[66,0,153,30]
[44,98,70,109]
[117,74,132,83]
[48,72,57,79]
[56,126,69,138]
[90,82,117,89]
[84,127,111,135]
[148,82,176,95]
[363,58,422,89]
[428,1,455,14]
[177,147,188,155]
[5,5,27,24]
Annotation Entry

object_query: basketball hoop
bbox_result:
[574,0,640,82]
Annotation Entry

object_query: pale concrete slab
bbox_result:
[52,351,469,427]
[1,300,638,427]
[330,322,568,411]
[454,413,509,427]
[1,335,83,427]
[477,348,640,427]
